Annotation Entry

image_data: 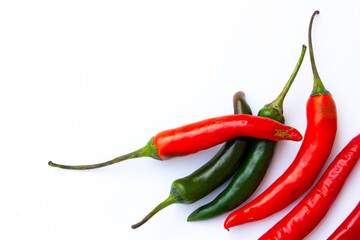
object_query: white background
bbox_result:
[1,1,360,239]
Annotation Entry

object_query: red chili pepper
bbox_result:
[153,114,301,159]
[224,10,337,230]
[48,114,302,170]
[257,134,360,240]
[328,201,360,240]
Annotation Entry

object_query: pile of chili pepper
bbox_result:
[49,10,360,239]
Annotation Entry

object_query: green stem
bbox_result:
[48,138,161,170]
[308,10,330,96]
[266,44,307,114]
[131,195,177,229]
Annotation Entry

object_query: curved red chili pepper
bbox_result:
[328,201,360,240]
[223,10,337,230]
[257,134,360,240]
[48,114,302,170]
[154,114,302,159]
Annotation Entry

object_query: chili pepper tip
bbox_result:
[292,128,303,141]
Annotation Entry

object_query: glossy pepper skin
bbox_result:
[153,114,301,159]
[328,201,360,240]
[167,91,253,203]
[224,10,337,230]
[258,134,360,240]
[187,45,307,222]
[130,91,253,229]
[48,114,302,170]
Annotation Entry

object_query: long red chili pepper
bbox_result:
[224,10,337,230]
[257,133,360,240]
[153,114,301,159]
[48,114,302,170]
[328,201,360,240]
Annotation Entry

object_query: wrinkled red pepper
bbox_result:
[328,201,360,240]
[257,133,360,240]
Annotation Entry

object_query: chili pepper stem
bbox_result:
[308,10,330,96]
[131,195,177,229]
[48,138,161,170]
[266,45,307,114]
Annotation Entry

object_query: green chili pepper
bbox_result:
[131,91,252,229]
[187,45,307,222]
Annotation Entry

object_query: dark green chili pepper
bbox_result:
[131,91,252,229]
[187,45,307,222]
